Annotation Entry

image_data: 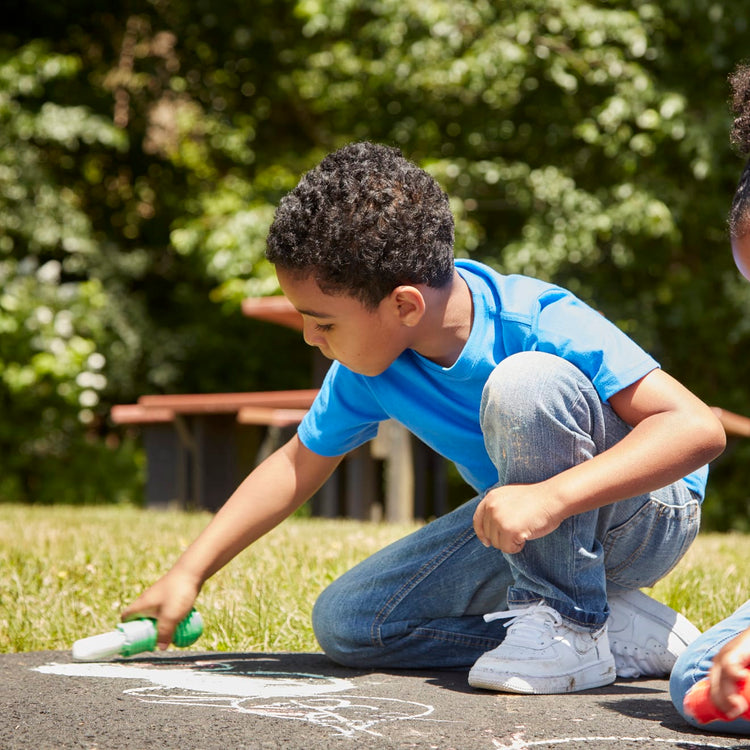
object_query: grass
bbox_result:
[0,503,747,654]
[0,503,420,653]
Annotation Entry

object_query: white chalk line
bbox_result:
[35,660,443,739]
[492,733,742,750]
[35,661,743,746]
[126,687,439,738]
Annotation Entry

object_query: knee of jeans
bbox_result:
[480,352,595,456]
[481,352,584,425]
[312,581,372,667]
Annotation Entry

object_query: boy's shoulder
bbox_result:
[456,258,556,289]
[456,259,566,314]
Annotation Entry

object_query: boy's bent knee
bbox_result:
[312,581,374,667]
[481,352,591,421]
[480,352,606,479]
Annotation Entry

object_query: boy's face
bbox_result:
[277,268,412,376]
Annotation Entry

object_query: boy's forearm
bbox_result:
[475,368,726,552]
[544,407,725,521]
[170,435,341,586]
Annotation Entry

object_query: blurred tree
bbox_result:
[0,41,138,503]
[2,0,749,524]
[0,4,312,503]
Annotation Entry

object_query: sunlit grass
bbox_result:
[0,504,419,654]
[649,531,750,631]
[1,503,747,655]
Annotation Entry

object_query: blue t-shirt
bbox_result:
[298,259,708,499]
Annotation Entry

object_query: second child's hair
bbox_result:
[266,142,455,309]
[729,63,750,239]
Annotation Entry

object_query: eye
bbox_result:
[314,323,333,333]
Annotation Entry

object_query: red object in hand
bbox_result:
[684,677,750,724]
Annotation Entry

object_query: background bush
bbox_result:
[2,0,749,526]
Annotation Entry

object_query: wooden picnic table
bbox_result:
[238,296,750,519]
[111,390,318,513]
[241,296,303,331]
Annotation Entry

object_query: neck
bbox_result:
[411,271,473,367]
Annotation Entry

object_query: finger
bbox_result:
[709,666,737,715]
[155,611,183,650]
[724,694,748,721]
[500,537,525,555]
[121,600,158,623]
[473,503,491,547]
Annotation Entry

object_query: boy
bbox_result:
[123,141,726,694]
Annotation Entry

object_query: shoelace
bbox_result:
[482,603,563,648]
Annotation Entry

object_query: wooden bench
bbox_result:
[112,390,318,512]
[110,388,431,521]
[237,405,310,427]
[112,390,750,520]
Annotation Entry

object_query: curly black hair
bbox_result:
[265,142,455,309]
[729,63,750,239]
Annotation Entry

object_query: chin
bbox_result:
[344,361,389,377]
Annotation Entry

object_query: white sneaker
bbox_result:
[607,589,701,678]
[468,602,616,694]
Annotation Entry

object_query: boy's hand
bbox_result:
[708,628,750,719]
[121,568,202,650]
[473,483,565,554]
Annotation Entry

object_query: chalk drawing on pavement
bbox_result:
[35,659,438,739]
[491,731,743,749]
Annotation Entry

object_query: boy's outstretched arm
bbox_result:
[473,368,726,553]
[121,434,342,649]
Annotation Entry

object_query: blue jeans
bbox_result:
[670,600,750,735]
[313,352,700,669]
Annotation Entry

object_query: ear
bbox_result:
[388,285,426,327]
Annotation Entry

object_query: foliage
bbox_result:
[0,42,136,503]
[0,22,310,505]
[1,0,750,525]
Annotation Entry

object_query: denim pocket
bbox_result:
[602,494,700,589]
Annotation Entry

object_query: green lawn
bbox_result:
[0,503,746,655]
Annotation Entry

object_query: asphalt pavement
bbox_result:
[3,649,749,750]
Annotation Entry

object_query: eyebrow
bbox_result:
[296,307,334,319]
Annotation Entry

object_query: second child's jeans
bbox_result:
[670,599,750,735]
[312,352,700,669]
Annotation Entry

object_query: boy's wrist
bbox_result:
[540,461,623,520]
[170,560,207,593]
[537,476,576,526]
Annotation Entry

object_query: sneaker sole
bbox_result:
[608,589,701,678]
[468,658,616,695]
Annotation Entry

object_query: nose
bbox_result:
[302,319,323,348]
